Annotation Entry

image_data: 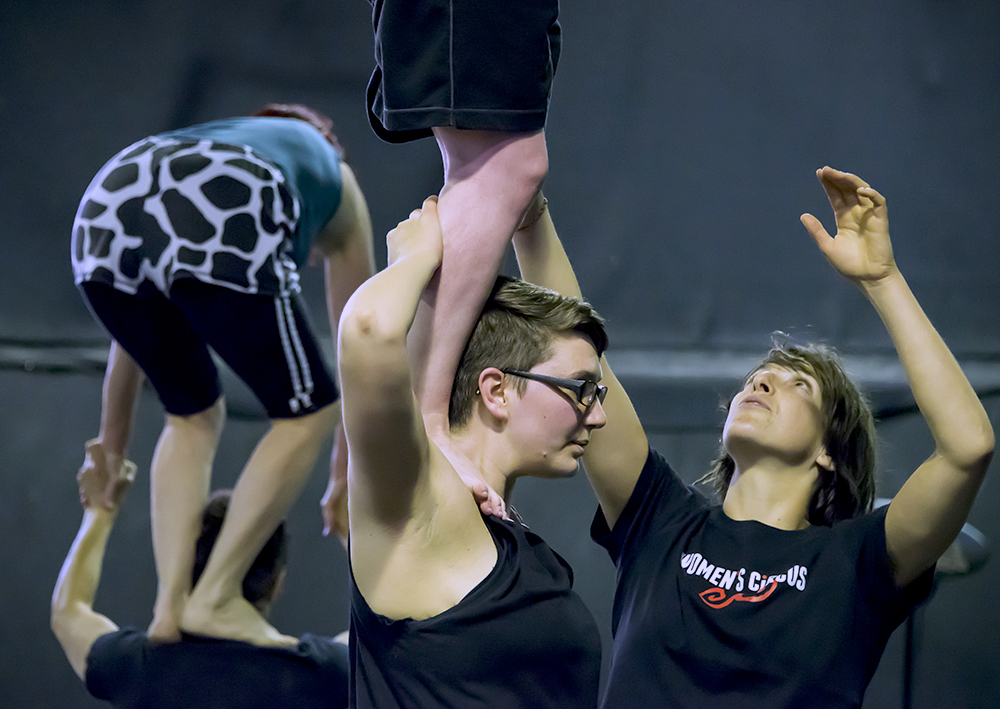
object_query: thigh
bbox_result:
[80,282,222,416]
[169,279,338,419]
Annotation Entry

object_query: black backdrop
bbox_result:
[2,1,998,706]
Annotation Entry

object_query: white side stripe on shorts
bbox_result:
[274,295,314,414]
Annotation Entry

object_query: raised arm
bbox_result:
[51,448,135,680]
[512,196,648,528]
[340,197,497,619]
[339,196,444,532]
[800,167,994,587]
[312,163,377,540]
[87,341,143,509]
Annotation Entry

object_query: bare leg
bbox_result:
[147,396,225,642]
[179,402,337,646]
[412,128,548,448]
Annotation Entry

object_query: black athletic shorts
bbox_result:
[80,279,338,419]
[367,0,561,143]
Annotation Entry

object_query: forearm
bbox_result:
[863,271,994,468]
[320,162,377,341]
[51,509,119,679]
[53,510,113,619]
[325,236,376,342]
[511,201,583,299]
[98,342,144,456]
[512,197,648,526]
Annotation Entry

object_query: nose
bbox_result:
[751,370,773,393]
[585,398,608,429]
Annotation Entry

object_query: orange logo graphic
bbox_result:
[699,580,778,609]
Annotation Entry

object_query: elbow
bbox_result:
[948,425,995,476]
[338,306,406,373]
[50,601,70,642]
[340,304,401,348]
[517,151,548,207]
[972,434,995,475]
[969,419,995,470]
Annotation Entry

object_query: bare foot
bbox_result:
[147,597,187,643]
[180,595,297,647]
[146,615,182,644]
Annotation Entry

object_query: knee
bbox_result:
[514,143,548,201]
[166,396,227,437]
[198,396,227,433]
[276,401,338,441]
[437,128,549,200]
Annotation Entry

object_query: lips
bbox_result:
[740,396,770,411]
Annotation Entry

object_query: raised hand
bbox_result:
[459,468,508,520]
[386,195,444,268]
[799,167,896,286]
[321,424,350,545]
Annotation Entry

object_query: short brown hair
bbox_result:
[448,276,608,428]
[702,338,877,526]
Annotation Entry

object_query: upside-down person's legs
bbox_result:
[412,127,548,453]
[147,396,225,642]
[179,402,338,646]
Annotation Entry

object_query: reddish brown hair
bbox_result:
[251,103,344,156]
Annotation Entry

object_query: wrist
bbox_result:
[857,267,906,300]
[89,436,125,460]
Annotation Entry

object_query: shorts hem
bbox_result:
[370,107,548,144]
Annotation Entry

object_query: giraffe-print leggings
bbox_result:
[72,138,336,418]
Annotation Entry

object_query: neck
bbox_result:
[450,425,518,504]
[722,460,817,530]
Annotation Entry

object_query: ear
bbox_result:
[478,368,509,421]
[815,447,834,474]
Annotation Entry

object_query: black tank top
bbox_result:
[349,514,601,708]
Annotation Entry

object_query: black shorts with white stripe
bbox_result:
[80,278,338,419]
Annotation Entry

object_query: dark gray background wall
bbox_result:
[2,1,998,706]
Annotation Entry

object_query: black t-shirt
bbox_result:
[350,513,602,708]
[86,629,348,709]
[591,448,933,709]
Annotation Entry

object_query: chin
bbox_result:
[555,457,582,478]
[532,458,580,479]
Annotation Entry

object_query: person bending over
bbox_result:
[52,458,349,709]
[72,103,374,645]
[338,197,604,708]
[511,169,994,708]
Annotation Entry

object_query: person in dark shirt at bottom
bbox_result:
[52,453,349,709]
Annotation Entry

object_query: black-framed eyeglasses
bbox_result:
[502,370,608,408]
